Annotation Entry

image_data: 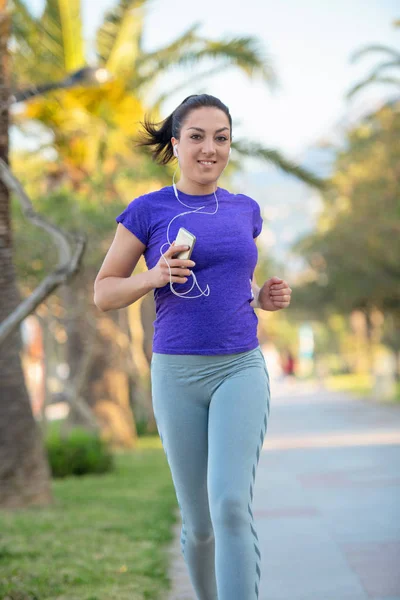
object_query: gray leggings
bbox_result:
[150,344,271,600]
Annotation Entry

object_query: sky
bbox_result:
[21,0,400,275]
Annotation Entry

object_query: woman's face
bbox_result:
[171,107,231,186]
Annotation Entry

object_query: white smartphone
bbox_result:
[173,227,196,260]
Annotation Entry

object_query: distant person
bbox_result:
[94,94,292,598]
[282,349,296,380]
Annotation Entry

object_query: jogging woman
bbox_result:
[94,94,292,599]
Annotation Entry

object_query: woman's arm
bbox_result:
[94,224,152,312]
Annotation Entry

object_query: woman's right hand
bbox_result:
[149,241,196,289]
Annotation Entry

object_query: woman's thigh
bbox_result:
[207,347,271,513]
[150,353,213,535]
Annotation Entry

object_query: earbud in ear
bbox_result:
[173,145,179,157]
[229,148,232,155]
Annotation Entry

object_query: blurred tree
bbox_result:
[0,0,53,508]
[292,99,400,375]
[346,20,400,100]
[11,0,324,190]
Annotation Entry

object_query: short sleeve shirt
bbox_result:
[115,185,263,355]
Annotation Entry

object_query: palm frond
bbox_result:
[191,35,277,83]
[147,64,235,114]
[10,0,38,37]
[346,75,400,100]
[11,0,85,85]
[231,140,326,190]
[10,0,41,86]
[38,2,70,70]
[57,0,85,72]
[349,44,400,64]
[135,33,277,93]
[106,6,144,75]
[368,59,400,80]
[96,0,151,68]
[135,22,202,73]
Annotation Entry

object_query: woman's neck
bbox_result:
[176,177,218,196]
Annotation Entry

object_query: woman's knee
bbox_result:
[187,527,215,544]
[211,493,248,530]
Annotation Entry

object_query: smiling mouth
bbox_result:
[198,160,216,166]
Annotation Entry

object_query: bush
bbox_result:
[135,417,158,437]
[135,417,148,436]
[45,426,114,478]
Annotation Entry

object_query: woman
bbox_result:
[94,94,292,599]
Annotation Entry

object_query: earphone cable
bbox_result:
[158,165,218,299]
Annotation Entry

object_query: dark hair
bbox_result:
[135,94,232,165]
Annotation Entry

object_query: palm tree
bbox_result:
[0,0,52,509]
[11,0,323,188]
[346,21,400,100]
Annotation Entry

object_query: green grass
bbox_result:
[0,437,179,600]
[395,380,400,403]
[324,373,374,397]
[324,373,400,402]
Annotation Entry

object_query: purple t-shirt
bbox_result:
[115,185,263,355]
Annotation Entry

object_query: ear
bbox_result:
[171,137,178,157]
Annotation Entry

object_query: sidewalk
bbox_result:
[167,379,400,600]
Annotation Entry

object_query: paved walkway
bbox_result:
[166,379,400,600]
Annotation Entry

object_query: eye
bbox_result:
[190,134,228,141]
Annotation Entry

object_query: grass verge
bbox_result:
[0,436,178,600]
[324,373,374,397]
[324,373,400,402]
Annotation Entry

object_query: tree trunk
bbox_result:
[140,292,157,432]
[128,295,155,431]
[60,269,140,448]
[0,3,52,508]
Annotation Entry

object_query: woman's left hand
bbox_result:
[258,276,292,311]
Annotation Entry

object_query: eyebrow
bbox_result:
[186,127,230,133]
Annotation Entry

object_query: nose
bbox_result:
[201,138,217,156]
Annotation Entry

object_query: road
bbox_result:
[166,378,400,600]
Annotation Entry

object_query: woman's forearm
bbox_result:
[94,270,155,312]
[95,270,262,312]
